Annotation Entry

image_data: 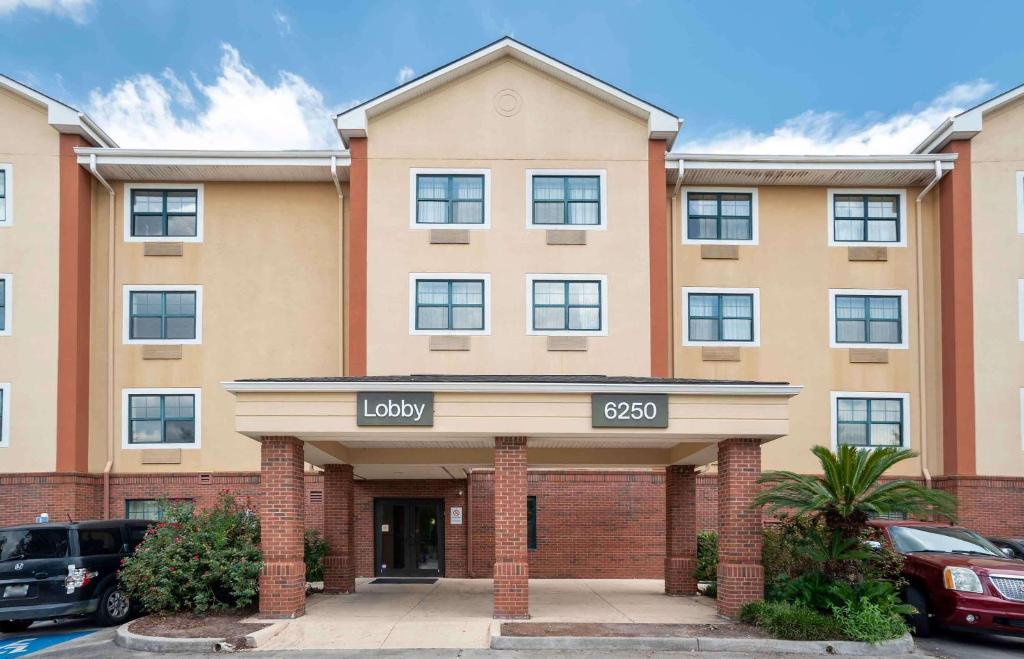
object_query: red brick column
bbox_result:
[493,436,529,619]
[259,436,306,618]
[716,438,763,617]
[323,463,355,593]
[665,465,697,595]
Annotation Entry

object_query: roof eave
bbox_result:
[0,74,117,147]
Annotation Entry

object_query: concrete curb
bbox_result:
[115,622,228,653]
[489,627,915,655]
[245,621,288,648]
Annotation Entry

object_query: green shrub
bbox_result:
[304,529,328,582]
[119,494,262,613]
[738,600,844,641]
[832,597,910,642]
[694,531,718,582]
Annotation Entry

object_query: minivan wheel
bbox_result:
[0,620,33,634]
[905,585,933,637]
[95,586,132,627]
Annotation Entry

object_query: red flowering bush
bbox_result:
[119,494,262,613]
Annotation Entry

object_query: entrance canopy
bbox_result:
[223,375,801,477]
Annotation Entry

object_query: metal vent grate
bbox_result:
[309,490,323,503]
[991,576,1024,602]
[199,473,212,484]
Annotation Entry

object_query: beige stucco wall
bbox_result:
[969,98,1024,477]
[87,181,344,473]
[671,186,944,476]
[364,57,652,376]
[0,87,60,472]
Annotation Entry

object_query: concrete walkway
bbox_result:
[255,578,722,651]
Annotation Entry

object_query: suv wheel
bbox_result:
[95,586,132,627]
[905,585,933,637]
[0,620,33,634]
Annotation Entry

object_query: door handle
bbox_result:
[34,572,48,579]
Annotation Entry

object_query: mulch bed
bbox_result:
[128,610,268,648]
[501,622,769,639]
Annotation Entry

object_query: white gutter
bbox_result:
[223,380,802,397]
[331,156,346,374]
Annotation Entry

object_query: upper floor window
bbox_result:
[828,189,906,246]
[123,285,203,345]
[123,388,201,449]
[0,274,9,336]
[527,275,607,336]
[409,274,490,335]
[124,184,204,242]
[683,288,760,346]
[0,164,11,227]
[829,289,908,349]
[414,172,487,226]
[0,383,9,448]
[832,392,907,449]
[527,170,607,229]
[683,188,757,244]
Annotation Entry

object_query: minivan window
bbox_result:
[78,529,122,556]
[0,529,70,561]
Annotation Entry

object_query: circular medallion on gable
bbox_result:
[493,89,522,117]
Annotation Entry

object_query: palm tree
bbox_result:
[755,445,957,542]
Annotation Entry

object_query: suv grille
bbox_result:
[990,576,1024,601]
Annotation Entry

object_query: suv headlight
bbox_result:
[943,566,983,593]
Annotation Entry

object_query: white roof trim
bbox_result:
[666,153,957,170]
[75,148,348,167]
[914,83,1024,154]
[223,380,801,397]
[0,74,117,147]
[335,37,681,146]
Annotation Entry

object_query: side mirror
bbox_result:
[1002,547,1015,558]
[864,540,882,552]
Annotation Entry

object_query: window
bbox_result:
[411,170,489,227]
[78,529,122,556]
[124,183,203,242]
[0,164,11,227]
[527,496,537,551]
[126,499,193,521]
[122,388,201,449]
[123,286,202,344]
[828,189,906,246]
[527,275,608,336]
[0,273,10,336]
[409,274,490,335]
[527,170,606,229]
[682,288,760,346]
[829,289,908,349]
[0,383,9,448]
[831,392,909,449]
[683,188,757,243]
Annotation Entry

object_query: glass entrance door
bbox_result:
[374,498,444,577]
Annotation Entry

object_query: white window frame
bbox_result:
[122,387,202,450]
[0,273,10,337]
[829,288,909,350]
[1016,171,1024,235]
[830,391,910,451]
[681,286,761,347]
[409,273,491,336]
[525,274,609,337]
[0,163,12,228]
[525,169,608,231]
[0,382,10,448]
[122,285,203,345]
[827,188,907,247]
[680,187,759,245]
[409,168,491,230]
[123,183,204,243]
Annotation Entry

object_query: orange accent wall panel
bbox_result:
[347,137,368,376]
[56,134,91,472]
[938,140,976,475]
[648,139,670,377]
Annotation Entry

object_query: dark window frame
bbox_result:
[834,294,903,345]
[686,191,753,241]
[125,498,194,521]
[0,276,6,332]
[687,292,755,343]
[414,174,485,225]
[531,175,602,226]
[128,290,197,341]
[414,279,486,332]
[127,393,197,445]
[836,396,905,449]
[531,279,602,332]
[527,495,537,551]
[0,168,7,224]
[832,193,901,243]
[130,188,200,238]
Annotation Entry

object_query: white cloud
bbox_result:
[682,80,996,155]
[273,10,291,36]
[86,44,340,149]
[396,66,415,84]
[0,0,93,23]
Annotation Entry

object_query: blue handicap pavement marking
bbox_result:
[0,631,94,656]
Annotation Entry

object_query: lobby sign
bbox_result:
[591,393,668,428]
[357,392,434,426]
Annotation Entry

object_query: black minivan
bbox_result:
[0,519,152,633]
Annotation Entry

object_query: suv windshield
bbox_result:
[0,528,70,561]
[890,525,1002,556]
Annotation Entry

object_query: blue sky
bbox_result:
[2,0,1022,152]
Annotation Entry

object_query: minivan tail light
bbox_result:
[64,566,98,593]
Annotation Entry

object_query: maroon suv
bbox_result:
[869,520,1024,637]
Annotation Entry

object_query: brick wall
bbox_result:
[0,473,102,524]
[934,475,1024,536]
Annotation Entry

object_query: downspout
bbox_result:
[87,154,116,518]
[669,159,684,374]
[331,156,346,375]
[915,160,946,490]
[466,469,474,578]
